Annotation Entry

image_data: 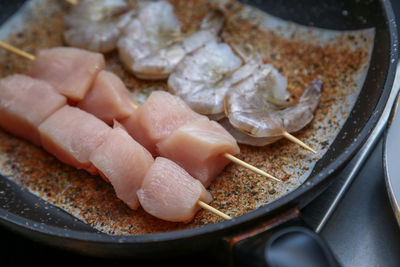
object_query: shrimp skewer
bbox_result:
[225,45,318,153]
[0,42,281,182]
[168,42,292,117]
[63,0,314,154]
[225,78,322,150]
[62,0,317,154]
[167,35,316,152]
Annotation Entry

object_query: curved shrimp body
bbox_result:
[168,41,242,115]
[64,0,132,53]
[118,5,225,80]
[117,1,182,79]
[224,78,322,145]
[219,118,281,146]
[132,30,218,80]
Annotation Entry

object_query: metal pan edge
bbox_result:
[383,62,400,227]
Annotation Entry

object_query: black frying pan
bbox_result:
[0,0,398,266]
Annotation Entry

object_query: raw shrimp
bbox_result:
[64,0,133,53]
[168,41,242,116]
[118,4,224,80]
[229,43,293,108]
[168,38,292,117]
[219,118,281,146]
[224,78,323,146]
[117,1,181,78]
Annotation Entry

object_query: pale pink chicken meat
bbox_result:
[157,119,240,187]
[38,106,110,174]
[0,74,66,146]
[77,70,134,125]
[121,91,203,155]
[90,125,154,209]
[137,157,212,222]
[29,47,105,102]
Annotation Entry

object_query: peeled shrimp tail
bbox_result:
[227,41,262,65]
[181,10,225,54]
[280,79,322,133]
[298,78,323,110]
[200,9,225,35]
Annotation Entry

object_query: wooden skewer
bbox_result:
[0,41,35,60]
[0,42,280,182]
[65,0,78,5]
[224,155,279,181]
[223,153,279,182]
[282,131,316,154]
[197,200,231,220]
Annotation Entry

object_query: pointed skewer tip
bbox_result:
[282,131,316,154]
[197,200,232,220]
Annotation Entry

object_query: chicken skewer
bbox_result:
[0,41,279,182]
[0,74,231,221]
[122,90,240,187]
[75,69,274,186]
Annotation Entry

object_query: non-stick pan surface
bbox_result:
[0,0,398,259]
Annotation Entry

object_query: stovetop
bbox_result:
[1,1,400,266]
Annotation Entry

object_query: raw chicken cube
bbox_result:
[157,119,240,187]
[29,47,105,102]
[121,91,203,155]
[90,125,154,209]
[0,74,66,146]
[38,106,110,174]
[77,70,134,125]
[137,157,212,222]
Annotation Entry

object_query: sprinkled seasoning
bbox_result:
[0,0,374,235]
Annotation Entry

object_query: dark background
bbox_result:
[0,1,399,266]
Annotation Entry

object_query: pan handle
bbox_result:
[228,209,340,266]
